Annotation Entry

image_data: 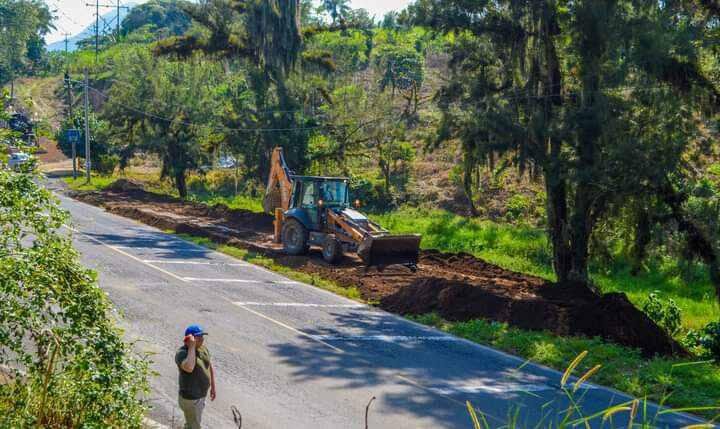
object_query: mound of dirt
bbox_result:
[67,184,686,357]
[381,279,684,357]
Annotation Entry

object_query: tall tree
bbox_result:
[415,0,719,289]
[0,0,53,86]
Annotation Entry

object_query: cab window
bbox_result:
[301,182,315,207]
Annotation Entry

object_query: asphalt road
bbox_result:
[53,189,705,428]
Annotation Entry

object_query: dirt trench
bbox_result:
[68,180,686,357]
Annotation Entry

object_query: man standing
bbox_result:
[176,324,216,429]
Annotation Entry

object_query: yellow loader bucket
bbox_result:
[357,234,421,267]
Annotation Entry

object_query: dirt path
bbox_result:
[67,180,685,357]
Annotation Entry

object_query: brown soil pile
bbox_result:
[35,137,68,163]
[68,181,685,357]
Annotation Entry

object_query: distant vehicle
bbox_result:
[218,155,237,169]
[8,152,31,170]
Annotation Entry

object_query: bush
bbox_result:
[642,292,682,336]
[186,172,207,194]
[684,321,720,359]
[0,170,149,427]
[505,194,532,221]
[205,169,237,194]
[351,176,394,212]
[95,154,120,175]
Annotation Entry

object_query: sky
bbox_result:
[45,0,414,45]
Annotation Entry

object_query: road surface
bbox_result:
[53,188,704,428]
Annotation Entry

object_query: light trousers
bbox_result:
[178,395,206,429]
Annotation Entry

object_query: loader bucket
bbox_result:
[357,234,421,267]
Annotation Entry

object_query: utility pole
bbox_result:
[116,0,121,37]
[86,1,129,55]
[63,32,77,179]
[64,73,76,179]
[95,0,99,62]
[83,68,91,183]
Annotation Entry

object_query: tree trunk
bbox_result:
[463,160,479,217]
[175,168,187,199]
[544,154,572,283]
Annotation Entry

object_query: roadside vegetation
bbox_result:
[0,165,148,427]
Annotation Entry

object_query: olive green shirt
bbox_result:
[175,345,211,400]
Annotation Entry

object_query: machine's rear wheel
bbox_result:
[322,236,343,264]
[282,218,309,255]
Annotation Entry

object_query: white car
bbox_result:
[8,152,31,170]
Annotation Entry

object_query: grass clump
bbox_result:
[410,313,720,417]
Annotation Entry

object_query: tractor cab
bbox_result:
[289,176,350,230]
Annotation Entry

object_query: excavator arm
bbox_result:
[263,147,295,214]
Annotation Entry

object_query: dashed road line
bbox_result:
[232,301,365,308]
[65,227,189,283]
[309,334,463,342]
[113,245,210,253]
[143,260,249,267]
[230,301,343,352]
[182,277,264,283]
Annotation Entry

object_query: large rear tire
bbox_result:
[281,218,309,255]
[322,236,343,264]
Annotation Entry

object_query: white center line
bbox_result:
[309,335,463,342]
[182,277,263,283]
[229,301,343,352]
[232,301,365,308]
[65,227,188,283]
[114,245,209,252]
[428,383,553,395]
[143,260,249,267]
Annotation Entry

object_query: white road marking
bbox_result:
[232,301,365,308]
[182,277,263,283]
[309,335,462,342]
[428,383,553,395]
[142,260,249,267]
[276,280,302,284]
[113,245,209,253]
[230,301,343,352]
[65,227,189,283]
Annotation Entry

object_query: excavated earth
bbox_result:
[67,179,685,357]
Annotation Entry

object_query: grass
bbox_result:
[410,313,720,417]
[374,207,720,331]
[173,233,362,301]
[63,173,266,213]
[63,175,117,191]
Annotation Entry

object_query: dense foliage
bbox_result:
[0,0,52,86]
[0,169,148,427]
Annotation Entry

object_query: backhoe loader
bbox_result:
[263,147,421,268]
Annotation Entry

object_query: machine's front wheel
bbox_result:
[282,218,309,255]
[322,236,343,264]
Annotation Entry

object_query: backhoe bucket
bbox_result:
[357,234,421,267]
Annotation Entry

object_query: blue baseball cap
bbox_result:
[184,324,207,337]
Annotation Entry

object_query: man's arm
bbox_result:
[209,362,216,401]
[180,336,197,373]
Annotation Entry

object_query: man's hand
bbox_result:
[210,386,216,401]
[180,336,197,373]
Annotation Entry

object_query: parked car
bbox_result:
[8,152,31,170]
